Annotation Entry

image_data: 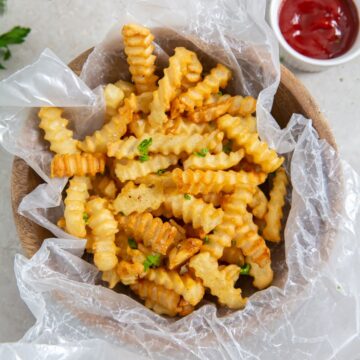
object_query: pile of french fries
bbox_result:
[38,24,289,317]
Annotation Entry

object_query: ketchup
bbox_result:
[279,0,359,59]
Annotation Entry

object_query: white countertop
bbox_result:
[0,0,359,357]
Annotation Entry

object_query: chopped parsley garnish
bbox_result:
[82,212,89,223]
[156,168,167,175]
[184,193,192,200]
[203,236,210,244]
[143,253,161,271]
[194,148,209,157]
[128,237,138,249]
[217,91,223,96]
[222,140,233,154]
[240,263,251,275]
[137,138,152,162]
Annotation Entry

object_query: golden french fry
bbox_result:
[51,153,106,178]
[92,175,117,200]
[218,114,284,173]
[163,193,223,233]
[64,176,90,238]
[164,116,215,135]
[86,197,119,271]
[107,130,224,159]
[183,150,244,171]
[221,246,245,266]
[131,280,194,317]
[168,238,203,270]
[148,47,195,128]
[145,268,204,306]
[114,154,178,182]
[249,187,268,219]
[122,24,158,94]
[178,64,232,111]
[189,252,247,309]
[188,98,231,123]
[112,182,164,215]
[78,100,132,153]
[114,80,135,98]
[104,83,125,120]
[263,167,288,242]
[38,107,79,154]
[171,168,266,195]
[117,212,184,255]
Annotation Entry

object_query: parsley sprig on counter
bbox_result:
[0,26,31,69]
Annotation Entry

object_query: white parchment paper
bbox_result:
[0,0,359,359]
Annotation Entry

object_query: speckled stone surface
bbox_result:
[0,0,359,357]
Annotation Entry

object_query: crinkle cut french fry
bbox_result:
[183,150,244,171]
[92,175,117,200]
[122,24,158,94]
[104,83,125,120]
[171,168,266,195]
[189,252,246,309]
[181,51,203,89]
[263,167,288,242]
[218,114,284,173]
[102,268,121,289]
[117,212,184,255]
[114,154,178,182]
[131,280,194,317]
[86,197,119,271]
[221,246,245,266]
[114,80,135,98]
[163,193,223,233]
[112,182,164,215]
[107,130,224,159]
[38,107,79,155]
[148,47,196,128]
[51,153,106,178]
[201,186,254,259]
[117,260,145,285]
[188,98,231,123]
[78,101,132,153]
[168,238,203,270]
[178,64,232,111]
[64,176,90,238]
[249,187,268,219]
[145,268,205,306]
[164,117,215,135]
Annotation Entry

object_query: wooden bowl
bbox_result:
[11,50,337,258]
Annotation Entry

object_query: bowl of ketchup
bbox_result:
[269,0,360,71]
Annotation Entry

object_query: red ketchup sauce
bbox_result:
[279,0,359,59]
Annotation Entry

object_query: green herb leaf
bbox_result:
[137,138,152,162]
[143,253,161,271]
[203,236,210,244]
[194,148,209,157]
[156,168,167,175]
[279,56,285,64]
[128,237,138,249]
[217,91,223,96]
[240,263,251,275]
[184,193,192,200]
[2,46,11,60]
[139,154,149,162]
[82,212,89,223]
[138,138,152,153]
[222,140,233,154]
[0,26,31,48]
[0,62,5,70]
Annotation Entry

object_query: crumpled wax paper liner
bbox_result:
[0,0,359,359]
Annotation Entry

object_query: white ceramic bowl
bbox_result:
[269,0,360,72]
